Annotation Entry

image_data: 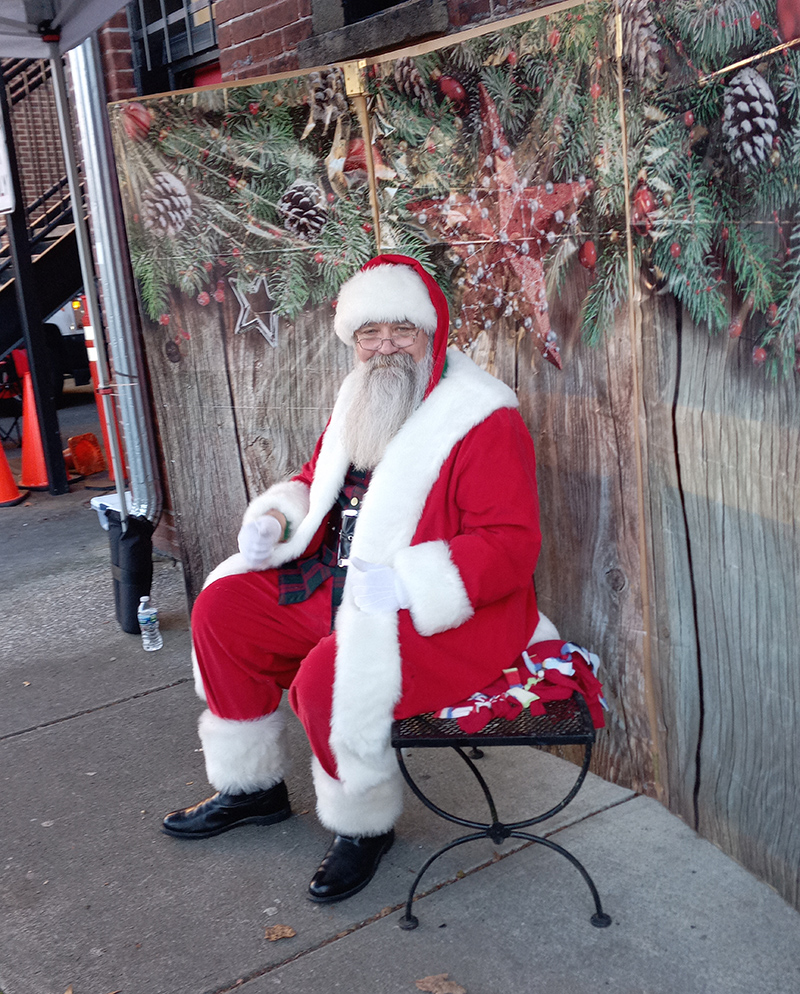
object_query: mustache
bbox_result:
[364,352,417,370]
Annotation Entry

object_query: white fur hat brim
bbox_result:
[334,263,439,344]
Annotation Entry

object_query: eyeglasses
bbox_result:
[354,324,420,351]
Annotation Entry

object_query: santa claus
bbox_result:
[162,254,555,902]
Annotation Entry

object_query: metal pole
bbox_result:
[0,75,69,495]
[67,35,162,526]
[48,41,129,523]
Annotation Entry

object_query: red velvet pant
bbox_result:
[192,570,343,778]
[193,568,511,781]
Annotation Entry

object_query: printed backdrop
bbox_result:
[111,0,800,379]
[110,1,800,909]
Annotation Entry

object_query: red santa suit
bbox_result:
[191,255,548,838]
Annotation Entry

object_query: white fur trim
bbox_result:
[198,710,289,793]
[528,612,560,644]
[312,756,403,836]
[243,479,310,535]
[201,552,251,588]
[334,263,438,344]
[330,349,517,789]
[393,540,473,636]
[329,600,403,791]
[191,648,207,701]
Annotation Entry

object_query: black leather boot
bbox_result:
[161,781,291,839]
[307,830,394,903]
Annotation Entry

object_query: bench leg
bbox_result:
[399,832,486,930]
[398,830,612,930]
[509,830,612,927]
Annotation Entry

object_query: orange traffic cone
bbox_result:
[0,444,28,506]
[19,370,50,490]
[67,433,106,476]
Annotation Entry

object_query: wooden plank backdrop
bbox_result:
[642,296,800,908]
[113,5,800,911]
[141,292,348,593]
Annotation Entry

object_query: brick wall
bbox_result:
[5,63,65,226]
[215,0,313,81]
[98,10,137,102]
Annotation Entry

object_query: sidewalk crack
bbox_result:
[0,678,193,740]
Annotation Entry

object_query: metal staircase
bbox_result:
[0,59,83,361]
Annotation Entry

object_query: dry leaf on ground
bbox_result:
[264,923,297,941]
[415,973,467,994]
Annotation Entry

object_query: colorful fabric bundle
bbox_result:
[435,639,608,733]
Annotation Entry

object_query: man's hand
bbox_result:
[238,515,283,569]
[349,557,411,614]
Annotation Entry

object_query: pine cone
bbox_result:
[307,67,347,132]
[141,170,192,237]
[394,57,431,108]
[723,68,779,171]
[277,179,328,240]
[619,0,662,82]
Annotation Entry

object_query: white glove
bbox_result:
[349,557,411,614]
[237,515,282,569]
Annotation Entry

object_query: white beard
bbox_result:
[343,348,433,471]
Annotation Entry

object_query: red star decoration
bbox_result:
[409,85,593,368]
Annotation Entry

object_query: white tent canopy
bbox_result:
[0,0,124,57]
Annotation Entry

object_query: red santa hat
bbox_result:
[334,254,450,398]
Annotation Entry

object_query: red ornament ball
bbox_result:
[548,28,561,49]
[590,83,601,100]
[314,252,325,264]
[670,242,681,258]
[214,289,225,303]
[634,185,657,216]
[158,313,170,326]
[121,102,153,142]
[750,11,762,30]
[197,291,211,306]
[437,76,468,111]
[578,240,597,268]
[506,51,517,66]
[721,226,730,241]
[684,110,694,127]
[728,320,743,339]
[632,185,657,234]
[752,345,767,365]
[204,261,213,272]
[362,222,374,233]
[248,101,260,115]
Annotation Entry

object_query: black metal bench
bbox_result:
[391,691,612,930]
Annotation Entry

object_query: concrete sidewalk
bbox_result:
[2,397,799,994]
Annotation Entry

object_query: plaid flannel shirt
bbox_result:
[277,466,371,614]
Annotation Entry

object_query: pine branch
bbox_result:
[667,0,768,68]
[579,243,631,346]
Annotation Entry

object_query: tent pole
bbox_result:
[67,34,162,527]
[48,41,129,521]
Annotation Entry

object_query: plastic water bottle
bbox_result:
[137,595,163,651]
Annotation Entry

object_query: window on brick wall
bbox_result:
[127,0,219,94]
[342,0,407,24]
